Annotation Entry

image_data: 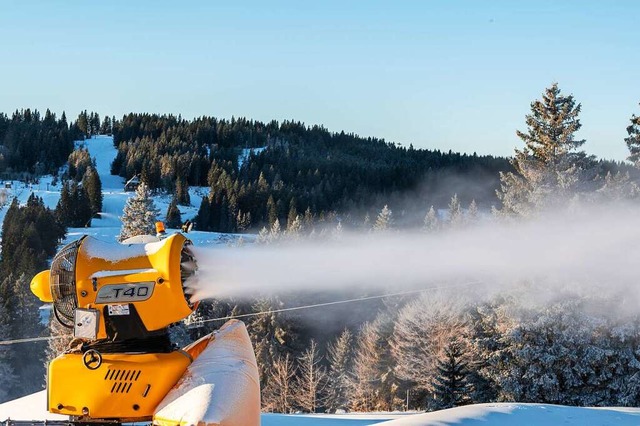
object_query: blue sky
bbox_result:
[0,1,638,160]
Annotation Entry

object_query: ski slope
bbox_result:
[0,135,248,247]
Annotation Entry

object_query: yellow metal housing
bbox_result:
[73,233,194,336]
[48,351,192,420]
[30,270,52,303]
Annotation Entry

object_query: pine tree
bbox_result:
[466,199,478,224]
[267,195,278,226]
[0,296,16,403]
[431,339,471,410]
[596,171,640,201]
[119,182,160,241]
[176,176,190,206]
[373,205,392,232]
[625,103,640,167]
[236,210,251,232]
[287,198,298,230]
[286,215,303,239]
[2,273,47,397]
[82,165,103,216]
[497,83,589,216]
[448,194,462,228]
[423,206,439,232]
[165,197,182,229]
[326,329,354,413]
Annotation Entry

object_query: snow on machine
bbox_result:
[29,232,260,425]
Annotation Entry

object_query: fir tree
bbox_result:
[497,83,589,216]
[119,181,160,241]
[448,194,462,227]
[176,176,190,206]
[625,103,640,167]
[165,197,182,229]
[0,300,16,403]
[287,198,298,230]
[326,329,354,413]
[431,339,471,410]
[373,205,393,232]
[82,165,103,216]
[466,199,478,225]
[267,195,278,226]
[423,206,439,232]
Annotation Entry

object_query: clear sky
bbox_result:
[0,0,638,161]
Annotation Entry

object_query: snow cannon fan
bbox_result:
[30,232,199,422]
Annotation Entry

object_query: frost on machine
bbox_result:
[29,231,260,426]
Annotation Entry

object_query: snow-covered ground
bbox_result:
[3,392,640,426]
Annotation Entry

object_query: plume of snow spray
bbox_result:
[185,203,640,308]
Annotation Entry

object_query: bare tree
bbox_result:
[293,339,327,413]
[262,353,297,413]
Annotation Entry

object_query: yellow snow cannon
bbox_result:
[30,233,201,422]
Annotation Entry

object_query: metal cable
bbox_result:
[0,281,480,346]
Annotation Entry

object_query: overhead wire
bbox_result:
[0,280,481,346]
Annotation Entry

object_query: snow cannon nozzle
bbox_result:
[30,232,198,338]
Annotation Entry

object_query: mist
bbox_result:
[186,202,640,310]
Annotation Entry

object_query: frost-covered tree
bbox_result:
[423,206,439,232]
[474,295,640,406]
[351,313,402,412]
[286,215,303,239]
[45,314,73,366]
[119,182,160,241]
[373,205,393,232]
[392,293,470,396]
[326,329,354,412]
[625,103,640,167]
[293,339,327,413]
[497,83,590,216]
[448,194,462,227]
[466,199,478,224]
[595,171,639,201]
[431,339,471,409]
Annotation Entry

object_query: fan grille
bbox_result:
[50,238,83,328]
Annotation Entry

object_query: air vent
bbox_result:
[104,369,141,394]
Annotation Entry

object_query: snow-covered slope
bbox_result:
[4,394,640,426]
[376,403,640,426]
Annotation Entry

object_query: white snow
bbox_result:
[0,391,66,421]
[154,320,260,426]
[375,403,640,426]
[90,268,158,279]
[6,395,640,426]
